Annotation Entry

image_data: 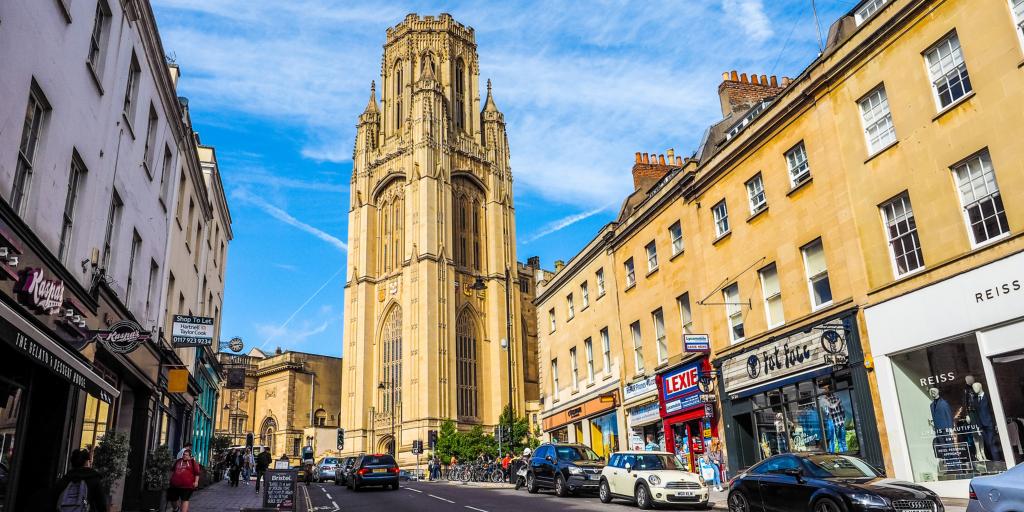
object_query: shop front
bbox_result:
[657,358,715,472]
[623,376,664,451]
[717,312,883,474]
[541,390,620,458]
[865,252,1024,497]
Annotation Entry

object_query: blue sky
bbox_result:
[151,0,854,358]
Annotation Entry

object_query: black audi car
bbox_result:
[526,442,606,497]
[728,454,943,512]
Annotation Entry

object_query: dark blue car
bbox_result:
[347,454,400,491]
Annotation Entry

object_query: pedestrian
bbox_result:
[228,449,241,487]
[707,438,725,491]
[241,448,253,485]
[644,433,659,451]
[54,448,107,512]
[501,452,511,483]
[254,448,271,493]
[167,445,202,512]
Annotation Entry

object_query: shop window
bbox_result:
[0,380,24,506]
[80,394,111,450]
[574,422,584,444]
[891,335,1007,482]
[750,376,860,461]
[591,411,619,458]
[550,428,568,443]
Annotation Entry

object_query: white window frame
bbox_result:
[746,174,767,215]
[723,283,744,343]
[600,327,611,372]
[785,141,811,187]
[551,359,559,397]
[624,258,636,287]
[858,85,896,155]
[880,193,926,277]
[566,293,575,320]
[802,238,833,310]
[570,347,579,391]
[653,308,667,364]
[630,321,644,374]
[924,31,972,110]
[854,0,888,25]
[584,338,595,384]
[952,150,1010,247]
[580,281,589,309]
[548,308,556,333]
[59,154,85,263]
[759,263,784,328]
[1013,0,1024,48]
[677,293,693,335]
[669,221,684,255]
[596,268,606,296]
[712,200,730,237]
[645,241,658,272]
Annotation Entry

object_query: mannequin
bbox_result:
[973,382,1003,462]
[820,382,847,453]
[929,387,957,473]
[959,375,981,461]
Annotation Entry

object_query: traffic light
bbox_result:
[412,439,423,455]
[428,430,438,450]
[337,428,345,451]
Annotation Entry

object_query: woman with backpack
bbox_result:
[54,449,107,512]
[167,445,202,512]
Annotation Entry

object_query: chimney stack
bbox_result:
[554,260,565,272]
[718,70,790,118]
[632,149,683,192]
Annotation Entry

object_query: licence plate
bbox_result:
[676,491,695,497]
[904,510,930,512]
[373,468,387,473]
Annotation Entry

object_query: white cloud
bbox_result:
[232,188,347,251]
[721,0,774,42]
[523,204,615,243]
[232,169,346,193]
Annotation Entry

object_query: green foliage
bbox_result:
[434,419,459,461]
[211,434,232,454]
[143,445,174,490]
[497,405,537,456]
[433,407,539,462]
[93,431,131,494]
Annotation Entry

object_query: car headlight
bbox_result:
[567,466,583,476]
[849,493,889,507]
[648,475,662,486]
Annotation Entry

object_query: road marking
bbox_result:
[429,494,456,503]
[325,493,333,500]
[465,507,489,512]
[405,488,423,493]
[302,484,313,511]
[332,501,339,510]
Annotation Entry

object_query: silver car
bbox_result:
[967,464,1024,512]
[316,457,341,482]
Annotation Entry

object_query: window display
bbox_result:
[590,412,619,458]
[750,376,859,459]
[891,335,1006,482]
[991,348,1024,465]
[550,427,568,443]
[0,380,23,512]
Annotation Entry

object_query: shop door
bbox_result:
[732,413,759,470]
[991,349,1024,465]
[0,378,25,512]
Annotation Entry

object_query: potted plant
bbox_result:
[92,431,131,503]
[141,445,174,511]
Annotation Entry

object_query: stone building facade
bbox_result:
[340,13,529,465]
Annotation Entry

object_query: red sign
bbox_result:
[663,364,700,399]
[690,435,704,453]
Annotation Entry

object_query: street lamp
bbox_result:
[469,267,516,436]
[377,380,397,456]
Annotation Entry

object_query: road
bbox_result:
[301,480,725,512]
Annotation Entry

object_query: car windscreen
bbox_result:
[633,454,686,471]
[362,455,397,466]
[324,458,338,465]
[804,455,881,478]
[555,445,602,462]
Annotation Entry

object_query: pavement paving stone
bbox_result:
[187,478,310,512]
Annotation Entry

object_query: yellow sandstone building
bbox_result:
[537,0,1024,497]
[340,14,537,465]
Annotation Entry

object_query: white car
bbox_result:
[599,451,710,509]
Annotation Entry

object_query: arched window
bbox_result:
[452,178,484,272]
[380,306,402,415]
[260,417,277,454]
[453,59,466,133]
[393,62,403,132]
[376,181,404,275]
[314,409,327,427]
[456,310,479,419]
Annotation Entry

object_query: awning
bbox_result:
[0,300,119,403]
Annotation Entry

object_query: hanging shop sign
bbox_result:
[721,321,851,394]
[171,315,214,347]
[167,368,189,393]
[683,334,711,352]
[624,376,657,401]
[659,360,705,415]
[92,320,151,354]
[226,367,247,389]
[17,268,65,315]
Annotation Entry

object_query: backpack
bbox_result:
[57,479,89,512]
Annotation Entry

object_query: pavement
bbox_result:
[190,478,970,512]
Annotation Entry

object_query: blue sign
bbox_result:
[662,361,702,401]
[684,334,711,352]
[665,392,702,414]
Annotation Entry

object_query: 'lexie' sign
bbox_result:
[17,268,65,315]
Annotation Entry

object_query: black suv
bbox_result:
[347,454,400,491]
[333,456,357,486]
[526,443,606,497]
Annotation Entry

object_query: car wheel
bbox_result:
[635,482,654,510]
[599,479,613,503]
[392,481,400,490]
[814,497,841,512]
[352,482,360,492]
[555,474,570,497]
[728,491,749,512]
[526,473,539,494]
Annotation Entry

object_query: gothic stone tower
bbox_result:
[341,13,524,464]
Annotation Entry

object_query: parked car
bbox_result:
[526,442,606,497]
[334,456,357,486]
[968,462,1024,512]
[728,453,942,512]
[315,457,341,482]
[599,451,709,509]
[347,454,400,491]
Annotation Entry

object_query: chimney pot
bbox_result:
[751,74,759,85]
[740,73,748,83]
[642,153,650,164]
[722,71,730,81]
[730,70,739,81]
[635,152,642,163]
[658,154,666,165]
[676,156,683,165]
[666,148,675,161]
[761,74,769,85]
[782,77,791,87]
[770,75,779,87]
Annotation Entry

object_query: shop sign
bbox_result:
[699,393,716,403]
[542,392,617,431]
[172,315,214,347]
[17,268,65,315]
[167,368,189,393]
[721,322,850,394]
[683,334,710,352]
[624,376,657,401]
[627,401,660,425]
[225,367,247,389]
[92,320,151,354]
[2,320,114,403]
[704,403,714,418]
[665,393,701,414]
[660,360,705,415]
